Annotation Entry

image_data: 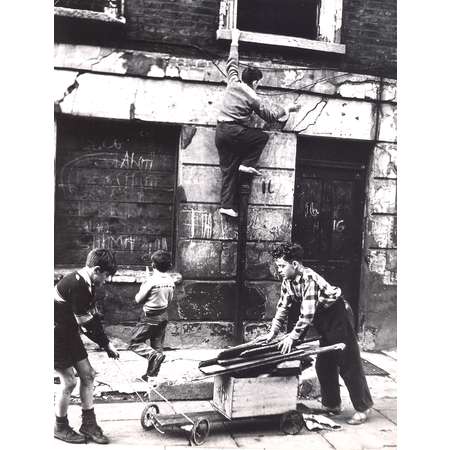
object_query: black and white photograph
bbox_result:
[50,1,400,448]
[12,2,450,449]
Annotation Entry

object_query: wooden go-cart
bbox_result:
[139,340,345,446]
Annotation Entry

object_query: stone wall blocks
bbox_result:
[373,143,397,178]
[177,240,237,279]
[378,103,397,142]
[368,215,396,248]
[369,179,397,214]
[367,249,397,285]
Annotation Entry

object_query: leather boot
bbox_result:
[54,416,86,444]
[79,408,109,444]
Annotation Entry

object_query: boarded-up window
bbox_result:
[54,116,179,269]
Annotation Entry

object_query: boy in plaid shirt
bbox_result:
[256,242,373,425]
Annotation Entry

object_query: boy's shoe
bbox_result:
[80,408,109,444]
[79,423,109,444]
[219,208,238,218]
[238,165,262,176]
[146,353,166,377]
[347,408,371,425]
[322,404,343,416]
[54,423,86,444]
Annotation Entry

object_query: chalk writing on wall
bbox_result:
[332,219,345,232]
[185,208,213,239]
[55,116,178,267]
[305,202,320,217]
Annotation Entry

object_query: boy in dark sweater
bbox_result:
[128,250,175,382]
[215,28,300,218]
[256,243,373,425]
[54,248,119,444]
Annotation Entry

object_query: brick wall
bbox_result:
[55,1,397,77]
[124,0,396,77]
[342,0,397,75]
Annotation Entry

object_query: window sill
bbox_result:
[54,7,126,25]
[217,29,345,55]
[54,268,183,285]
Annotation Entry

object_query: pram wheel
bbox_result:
[280,410,304,435]
[140,403,160,430]
[189,417,210,446]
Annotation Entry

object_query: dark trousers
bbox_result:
[128,311,168,361]
[289,299,373,412]
[215,122,269,209]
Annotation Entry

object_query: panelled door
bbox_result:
[292,138,370,325]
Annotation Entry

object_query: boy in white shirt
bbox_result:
[129,250,175,381]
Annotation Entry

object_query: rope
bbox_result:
[111,359,146,404]
[111,358,195,426]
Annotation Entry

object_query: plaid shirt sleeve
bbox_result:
[271,280,291,335]
[288,279,319,340]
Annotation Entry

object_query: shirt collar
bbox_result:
[77,267,93,290]
[291,271,304,286]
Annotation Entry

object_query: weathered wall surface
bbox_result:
[55,0,396,77]
[54,42,397,349]
[360,142,397,349]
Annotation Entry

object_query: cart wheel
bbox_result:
[140,403,160,430]
[280,410,305,435]
[189,417,210,446]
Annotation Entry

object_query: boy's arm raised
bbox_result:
[225,28,240,84]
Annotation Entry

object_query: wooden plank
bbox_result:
[54,248,171,267]
[55,200,172,219]
[199,344,345,376]
[155,410,225,427]
[217,29,346,54]
[213,375,298,419]
[57,167,174,189]
[55,212,173,235]
[57,149,175,172]
[55,231,168,253]
[55,184,174,203]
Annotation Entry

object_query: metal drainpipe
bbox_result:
[360,76,384,334]
[234,173,252,344]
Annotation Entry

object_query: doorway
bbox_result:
[292,137,371,327]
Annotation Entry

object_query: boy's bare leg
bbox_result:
[75,358,96,410]
[55,367,77,417]
[54,367,86,443]
[75,358,109,444]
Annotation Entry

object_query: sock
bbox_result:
[56,415,68,425]
[81,407,96,424]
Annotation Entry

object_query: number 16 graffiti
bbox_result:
[305,202,319,217]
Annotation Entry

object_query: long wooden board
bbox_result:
[198,343,345,377]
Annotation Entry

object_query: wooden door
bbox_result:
[292,138,370,325]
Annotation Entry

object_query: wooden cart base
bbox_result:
[140,402,305,446]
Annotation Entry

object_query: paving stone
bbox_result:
[233,430,335,449]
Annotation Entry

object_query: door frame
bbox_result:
[293,135,372,330]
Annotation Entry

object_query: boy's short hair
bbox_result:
[151,250,172,272]
[242,66,263,87]
[86,248,117,275]
[270,243,304,263]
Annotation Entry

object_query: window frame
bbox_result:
[217,0,345,54]
[54,0,126,24]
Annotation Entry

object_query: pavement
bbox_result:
[54,337,397,449]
